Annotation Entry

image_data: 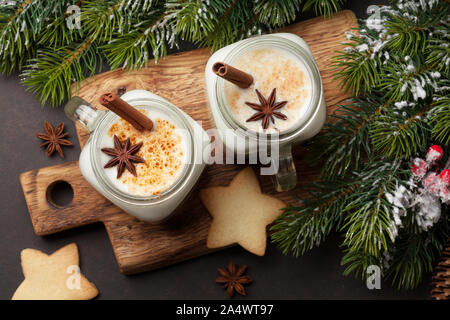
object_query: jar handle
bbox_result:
[271,144,297,192]
[64,96,102,132]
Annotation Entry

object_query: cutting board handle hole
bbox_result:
[46,180,74,208]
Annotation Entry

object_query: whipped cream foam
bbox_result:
[224,47,312,134]
[99,107,189,197]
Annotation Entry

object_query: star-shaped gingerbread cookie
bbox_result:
[200,167,286,256]
[12,243,98,300]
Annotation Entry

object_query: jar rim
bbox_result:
[90,97,195,205]
[215,34,323,142]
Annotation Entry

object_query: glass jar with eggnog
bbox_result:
[205,34,325,192]
[65,90,210,222]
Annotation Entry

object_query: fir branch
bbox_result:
[37,2,83,47]
[21,38,101,106]
[342,167,450,289]
[341,249,380,280]
[370,102,432,160]
[254,0,302,27]
[171,0,221,42]
[427,36,450,75]
[378,55,438,102]
[274,0,450,291]
[341,161,403,258]
[83,0,124,43]
[271,182,356,257]
[102,7,173,70]
[428,91,450,145]
[0,0,346,104]
[38,14,77,48]
[272,160,405,261]
[426,13,450,76]
[387,215,449,290]
[332,32,381,96]
[309,95,385,178]
[303,0,346,17]
[333,1,449,97]
[384,0,448,56]
[0,0,37,74]
[384,14,427,56]
[83,0,156,43]
[0,0,72,73]
[197,0,260,52]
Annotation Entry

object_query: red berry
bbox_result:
[440,169,450,186]
[424,172,440,194]
[411,158,428,177]
[426,145,444,163]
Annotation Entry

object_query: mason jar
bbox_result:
[64,90,210,222]
[205,33,325,192]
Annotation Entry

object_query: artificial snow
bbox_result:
[415,193,441,231]
[386,145,448,235]
[355,44,369,52]
[345,31,355,40]
[430,71,441,79]
[406,63,415,73]
[426,147,442,163]
[411,79,426,100]
[394,101,408,109]
[412,158,428,177]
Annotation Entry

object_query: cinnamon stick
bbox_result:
[212,62,253,89]
[99,93,153,132]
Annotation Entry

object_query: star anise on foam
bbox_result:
[36,121,73,158]
[101,135,145,179]
[245,88,288,130]
[216,261,252,298]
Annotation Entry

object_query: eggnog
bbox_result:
[99,107,189,197]
[224,47,312,134]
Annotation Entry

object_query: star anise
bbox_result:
[101,135,145,179]
[245,88,288,130]
[36,121,73,158]
[216,261,252,298]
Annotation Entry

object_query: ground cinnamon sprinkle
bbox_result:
[107,109,185,196]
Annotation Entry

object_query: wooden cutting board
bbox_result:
[20,11,357,275]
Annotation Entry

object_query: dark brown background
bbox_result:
[0,1,431,299]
